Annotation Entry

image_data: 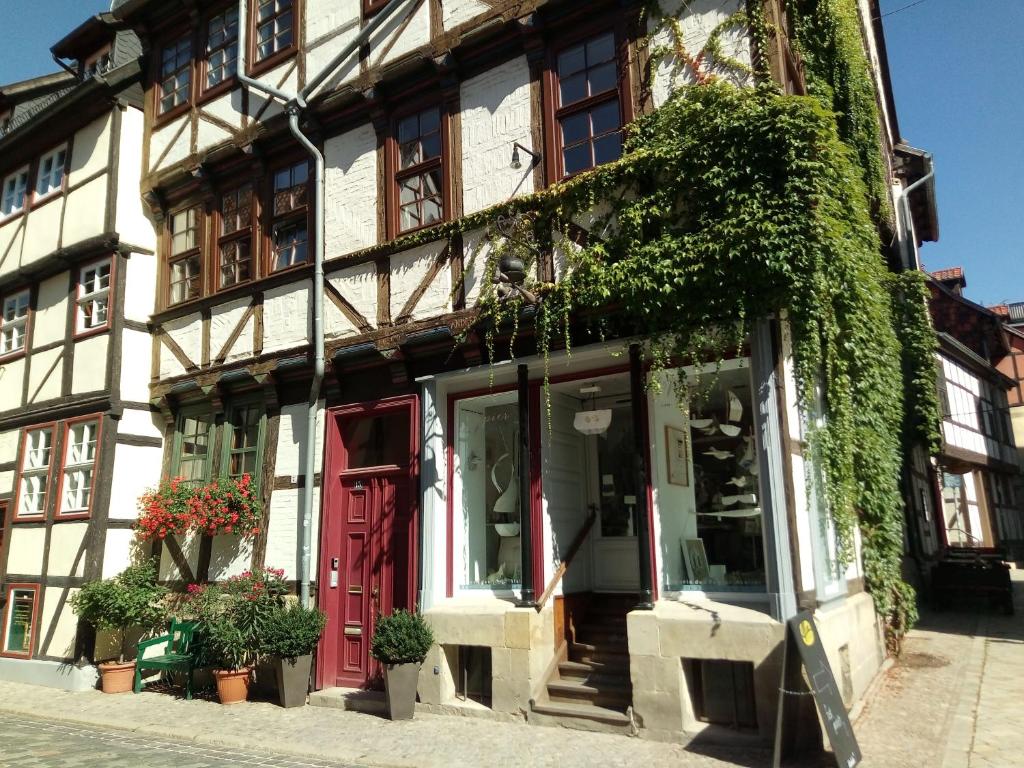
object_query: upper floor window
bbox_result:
[225,401,265,484]
[77,258,112,334]
[60,419,100,517]
[168,206,203,305]
[394,106,445,234]
[206,7,239,90]
[160,36,193,115]
[0,289,30,357]
[173,410,215,484]
[553,31,623,177]
[17,427,52,520]
[219,185,253,288]
[35,146,67,199]
[255,0,295,63]
[271,161,308,271]
[1,167,29,218]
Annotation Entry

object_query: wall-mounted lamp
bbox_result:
[510,142,541,170]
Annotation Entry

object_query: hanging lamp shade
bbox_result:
[574,409,612,436]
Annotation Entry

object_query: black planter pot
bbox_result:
[273,654,312,708]
[383,662,420,720]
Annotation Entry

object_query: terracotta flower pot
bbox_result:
[98,661,136,694]
[213,667,251,705]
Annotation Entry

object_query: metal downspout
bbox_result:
[898,155,935,271]
[235,0,415,606]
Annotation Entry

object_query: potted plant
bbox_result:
[262,603,327,708]
[185,567,287,704]
[370,609,434,720]
[70,560,167,694]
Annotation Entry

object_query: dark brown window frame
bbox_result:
[362,0,390,17]
[73,255,116,340]
[200,3,242,101]
[266,158,312,275]
[386,99,452,240]
[165,204,206,308]
[155,32,195,124]
[216,182,258,291]
[249,0,301,77]
[542,24,634,183]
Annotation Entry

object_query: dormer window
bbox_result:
[83,46,113,79]
[35,146,67,199]
[1,167,29,218]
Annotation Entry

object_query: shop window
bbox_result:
[454,645,492,706]
[685,363,765,591]
[552,31,623,178]
[0,289,30,356]
[683,659,757,730]
[16,427,53,520]
[1,166,28,218]
[270,161,309,271]
[224,401,265,486]
[76,258,112,334]
[1,585,39,658]
[205,7,239,90]
[454,391,521,588]
[159,35,192,115]
[34,145,67,198]
[802,382,844,601]
[341,411,410,469]
[254,0,295,63]
[394,106,445,234]
[168,206,203,304]
[59,419,100,517]
[173,411,215,484]
[218,184,253,288]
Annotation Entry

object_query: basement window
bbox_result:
[454,645,492,707]
[683,659,757,730]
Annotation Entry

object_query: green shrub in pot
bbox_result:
[262,603,327,708]
[370,610,434,720]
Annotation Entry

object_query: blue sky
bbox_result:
[2,0,1021,306]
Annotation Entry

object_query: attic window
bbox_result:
[83,45,113,79]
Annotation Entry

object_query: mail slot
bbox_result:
[348,585,363,594]
[344,626,362,636]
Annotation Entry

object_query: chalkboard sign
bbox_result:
[773,610,861,768]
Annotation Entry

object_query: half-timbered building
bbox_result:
[0,16,160,688]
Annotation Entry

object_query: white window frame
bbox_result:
[34,145,67,199]
[76,258,112,334]
[1,166,29,218]
[59,419,100,517]
[0,289,30,357]
[17,427,53,520]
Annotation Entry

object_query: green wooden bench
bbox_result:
[133,619,203,700]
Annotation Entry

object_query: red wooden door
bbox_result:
[318,397,418,690]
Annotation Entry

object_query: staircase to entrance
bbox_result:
[531,595,636,734]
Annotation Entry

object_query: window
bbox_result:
[77,258,112,333]
[394,106,445,234]
[0,290,29,356]
[205,7,239,90]
[254,0,295,63]
[59,419,100,517]
[802,381,845,601]
[270,161,308,271]
[160,36,192,115]
[1,167,29,217]
[363,0,388,15]
[17,427,53,520]
[552,32,623,177]
[83,46,113,79]
[35,145,67,198]
[168,207,203,304]
[1,585,39,658]
[173,411,214,484]
[219,185,253,288]
[224,401,265,484]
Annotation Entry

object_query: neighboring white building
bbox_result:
[0,15,160,689]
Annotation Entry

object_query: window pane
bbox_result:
[3,589,36,655]
[177,414,212,483]
[420,107,440,135]
[586,33,616,65]
[273,223,308,270]
[563,143,591,176]
[559,74,587,107]
[342,412,410,469]
[219,240,252,288]
[592,100,621,136]
[170,254,201,304]
[560,112,589,147]
[593,133,622,166]
[557,43,586,77]
[398,114,419,144]
[421,132,442,161]
[588,61,617,96]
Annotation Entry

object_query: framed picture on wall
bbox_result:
[665,425,689,486]
[682,538,710,583]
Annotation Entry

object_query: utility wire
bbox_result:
[876,0,933,20]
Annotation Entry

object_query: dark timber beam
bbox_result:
[630,343,654,609]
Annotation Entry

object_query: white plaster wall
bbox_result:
[32,272,69,349]
[6,527,45,575]
[264,486,321,580]
[0,470,12,496]
[0,223,23,281]
[460,228,490,307]
[118,407,164,440]
[101,529,136,579]
[262,281,311,354]
[324,262,377,339]
[150,115,191,174]
[108,443,163,520]
[649,0,752,107]
[0,429,17,463]
[324,123,378,257]
[61,176,108,246]
[120,328,155,403]
[196,118,234,155]
[160,313,203,377]
[71,335,107,395]
[40,587,81,659]
[443,0,491,29]
[0,359,25,413]
[159,533,201,582]
[208,535,254,581]
[304,0,361,94]
[115,107,158,251]
[26,347,64,403]
[199,92,245,131]
[47,523,89,578]
[245,65,298,123]
[123,253,158,322]
[276,401,326,478]
[21,195,62,264]
[390,241,451,321]
[460,56,535,215]
[210,297,253,362]
[68,115,112,188]
[369,1,430,68]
